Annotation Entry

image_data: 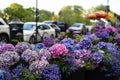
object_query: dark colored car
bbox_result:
[43,20,67,32]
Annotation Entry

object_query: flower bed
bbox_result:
[0,25,120,80]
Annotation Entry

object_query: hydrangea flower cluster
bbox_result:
[49,44,68,58]
[61,38,76,45]
[34,43,45,51]
[95,31,109,39]
[40,64,61,80]
[0,51,20,67]
[29,57,49,75]
[114,34,120,44]
[21,49,39,63]
[15,42,33,54]
[78,38,92,50]
[43,38,55,47]
[38,48,51,60]
[0,43,15,54]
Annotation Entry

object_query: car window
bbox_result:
[23,24,35,30]
[50,25,56,28]
[0,21,4,25]
[39,25,50,30]
[72,24,81,27]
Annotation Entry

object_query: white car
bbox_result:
[67,23,88,34]
[23,22,56,43]
[0,18,10,42]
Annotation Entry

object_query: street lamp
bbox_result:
[35,0,38,43]
[105,0,110,12]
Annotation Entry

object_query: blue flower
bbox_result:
[63,43,73,52]
[34,43,45,51]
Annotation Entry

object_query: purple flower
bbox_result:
[97,42,106,49]
[92,51,102,65]
[0,51,20,67]
[40,64,61,80]
[95,31,109,39]
[105,26,117,33]
[78,38,92,50]
[43,38,55,47]
[0,43,15,54]
[21,49,39,63]
[79,49,91,60]
[105,43,116,52]
[29,58,49,75]
[61,38,76,45]
[114,34,120,44]
[15,42,33,54]
[93,25,103,31]
[38,48,51,60]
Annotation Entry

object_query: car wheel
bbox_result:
[0,34,9,43]
[29,36,35,44]
[50,34,54,38]
[42,33,49,41]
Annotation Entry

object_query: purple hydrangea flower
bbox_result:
[29,58,49,75]
[61,38,77,45]
[0,43,15,54]
[114,34,120,44]
[38,48,51,60]
[79,49,91,60]
[78,38,92,50]
[40,64,61,80]
[92,51,102,65]
[0,51,20,67]
[97,42,106,49]
[21,49,39,63]
[43,38,55,47]
[95,31,109,39]
[15,42,33,54]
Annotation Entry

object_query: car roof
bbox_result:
[24,22,43,24]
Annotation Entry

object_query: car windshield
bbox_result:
[23,24,36,30]
[72,24,81,27]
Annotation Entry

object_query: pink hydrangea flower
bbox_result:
[49,44,68,58]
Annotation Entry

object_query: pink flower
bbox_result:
[49,44,68,58]
[105,25,117,33]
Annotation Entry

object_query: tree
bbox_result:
[59,5,91,26]
[38,9,53,22]
[4,3,26,21]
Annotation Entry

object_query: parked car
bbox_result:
[47,24,61,37]
[0,18,10,42]
[67,23,88,34]
[43,20,66,32]
[23,22,56,43]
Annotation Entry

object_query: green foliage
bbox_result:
[4,3,26,21]
[21,68,39,80]
[76,34,84,42]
